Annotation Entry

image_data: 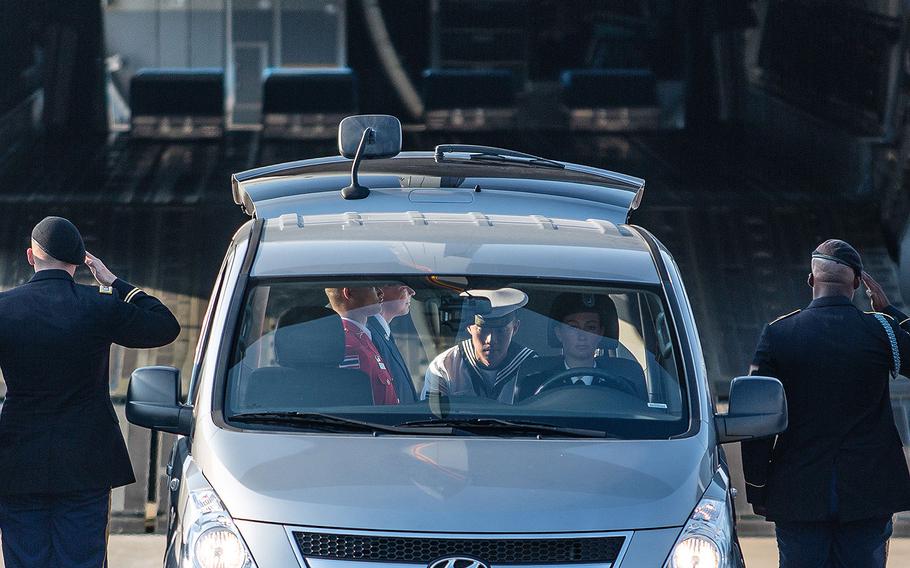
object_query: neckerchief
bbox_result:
[457,339,536,398]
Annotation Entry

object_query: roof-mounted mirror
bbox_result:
[338,115,401,159]
[338,115,402,200]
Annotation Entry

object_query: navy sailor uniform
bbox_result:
[422,340,537,403]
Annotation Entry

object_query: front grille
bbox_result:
[293,532,625,564]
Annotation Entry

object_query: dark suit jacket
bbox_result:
[741,297,910,522]
[368,316,417,404]
[512,355,648,402]
[0,270,180,495]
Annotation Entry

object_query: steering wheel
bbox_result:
[532,367,639,397]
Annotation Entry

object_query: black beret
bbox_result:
[550,292,616,322]
[811,239,863,276]
[31,216,86,265]
[548,293,619,344]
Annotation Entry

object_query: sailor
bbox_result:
[421,288,536,403]
[325,286,399,405]
[0,216,181,568]
[742,239,910,567]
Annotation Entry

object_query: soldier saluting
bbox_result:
[742,239,910,567]
[0,217,180,568]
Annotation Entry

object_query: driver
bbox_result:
[512,293,647,402]
[421,288,537,403]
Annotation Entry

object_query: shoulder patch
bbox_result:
[865,311,895,321]
[99,285,113,295]
[770,309,800,325]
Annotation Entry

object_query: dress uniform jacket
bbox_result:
[0,270,180,495]
[367,316,417,403]
[338,319,398,405]
[741,296,910,522]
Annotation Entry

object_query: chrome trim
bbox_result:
[428,557,488,568]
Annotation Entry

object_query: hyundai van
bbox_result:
[126,115,787,567]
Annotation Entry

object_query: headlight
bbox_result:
[181,487,257,568]
[665,471,735,568]
[670,535,722,567]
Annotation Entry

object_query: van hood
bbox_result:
[198,427,712,532]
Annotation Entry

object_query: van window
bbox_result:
[224,276,688,439]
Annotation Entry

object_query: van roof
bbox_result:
[233,152,645,226]
[252,211,660,283]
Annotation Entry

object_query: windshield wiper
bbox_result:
[396,417,607,438]
[434,144,566,169]
[466,154,566,169]
[230,412,448,435]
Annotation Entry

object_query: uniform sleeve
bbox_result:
[741,324,777,511]
[750,324,777,377]
[884,305,910,336]
[107,278,181,348]
[741,437,774,512]
[882,310,910,377]
[421,352,451,399]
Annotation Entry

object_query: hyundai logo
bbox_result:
[428,557,490,568]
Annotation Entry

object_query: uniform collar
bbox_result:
[807,295,854,309]
[341,317,372,340]
[29,269,75,283]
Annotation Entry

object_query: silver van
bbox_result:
[127,115,787,568]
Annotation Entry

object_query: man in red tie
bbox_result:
[325,286,399,405]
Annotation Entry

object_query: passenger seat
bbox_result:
[240,307,374,408]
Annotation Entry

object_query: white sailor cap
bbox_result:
[460,288,528,327]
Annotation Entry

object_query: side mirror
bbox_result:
[337,114,401,159]
[715,376,787,444]
[126,366,192,436]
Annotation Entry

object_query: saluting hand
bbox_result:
[85,252,117,286]
[862,271,890,311]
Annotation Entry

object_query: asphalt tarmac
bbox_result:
[1,535,909,567]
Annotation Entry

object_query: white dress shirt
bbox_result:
[565,360,597,385]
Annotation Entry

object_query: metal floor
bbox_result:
[0,128,905,530]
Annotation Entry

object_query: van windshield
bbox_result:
[224,276,689,439]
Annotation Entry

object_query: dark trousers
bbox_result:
[775,517,892,568]
[0,489,110,568]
